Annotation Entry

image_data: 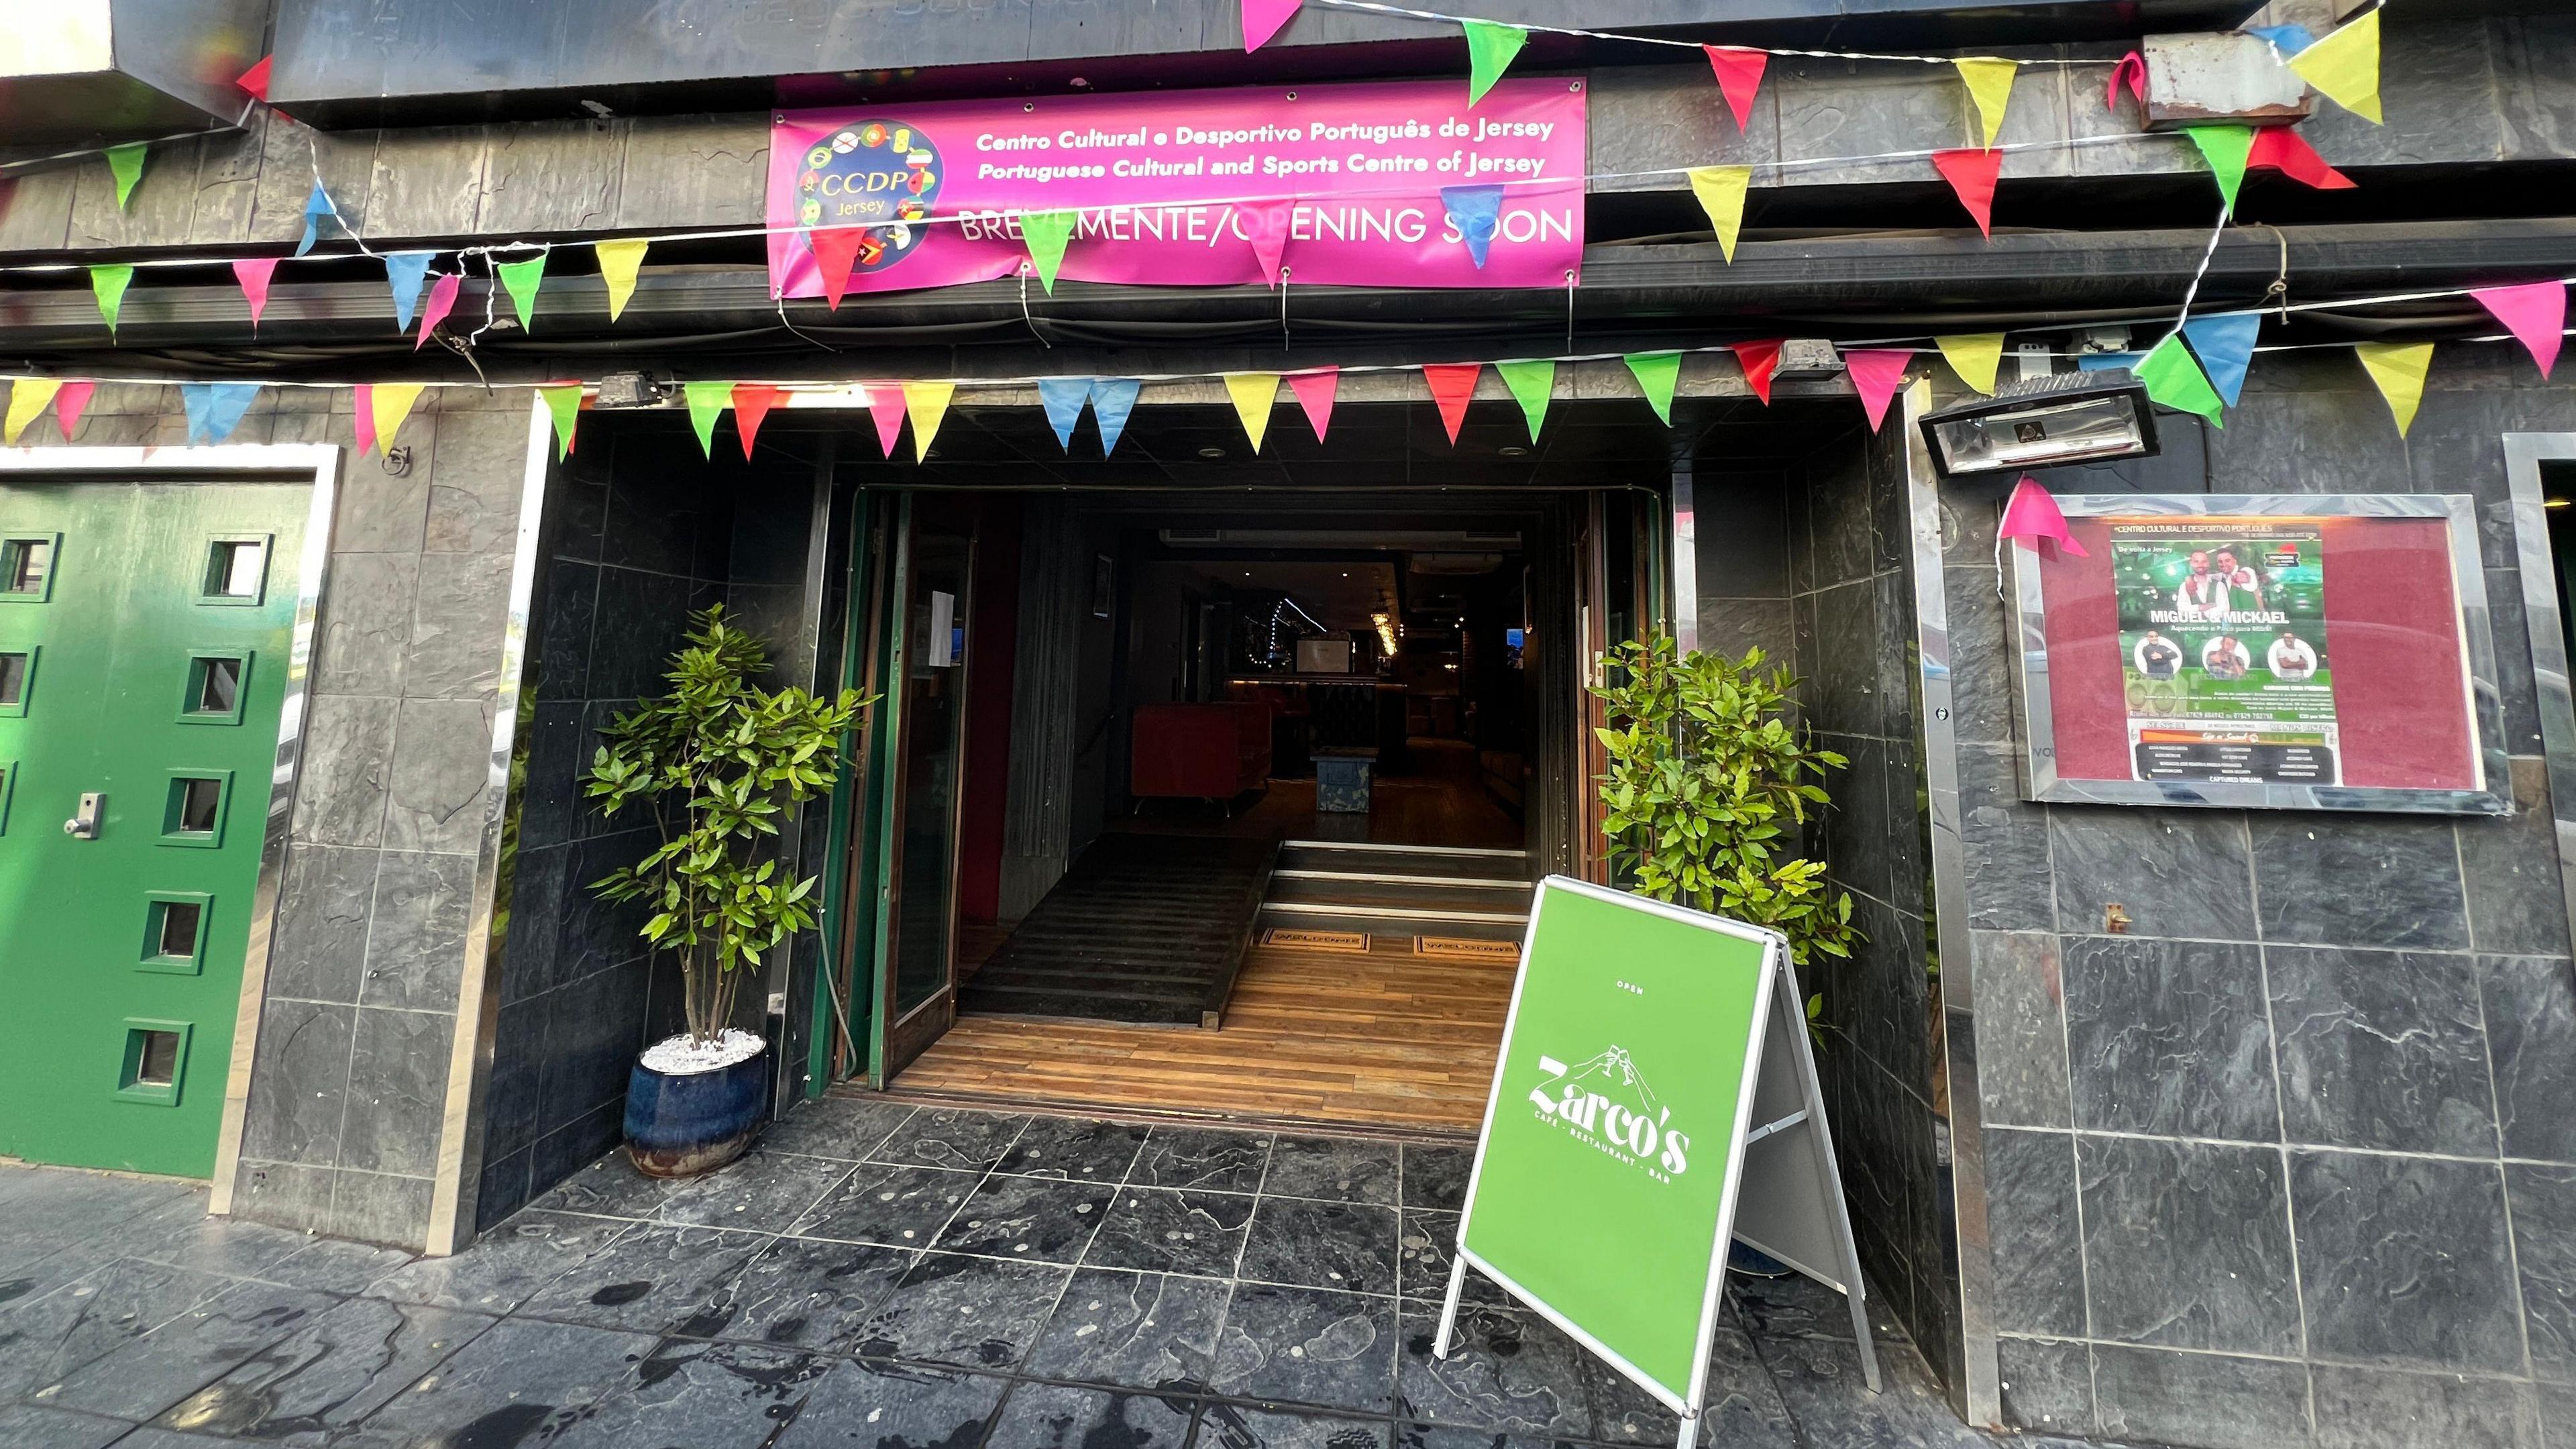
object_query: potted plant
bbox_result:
[586,606,869,1177]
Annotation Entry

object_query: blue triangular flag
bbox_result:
[1038,377,1091,451]
[182,382,262,445]
[384,251,435,331]
[294,179,335,257]
[2076,352,2145,372]
[1089,378,1140,454]
[2181,312,2261,407]
[2244,23,2316,56]
[1439,184,1505,269]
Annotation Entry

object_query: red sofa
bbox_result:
[1132,701,1273,802]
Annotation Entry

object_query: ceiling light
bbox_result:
[1919,369,2159,478]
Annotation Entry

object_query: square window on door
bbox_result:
[0,648,32,716]
[115,1020,192,1105]
[160,771,232,847]
[177,652,250,725]
[0,534,60,602]
[141,893,213,973]
[200,537,270,605]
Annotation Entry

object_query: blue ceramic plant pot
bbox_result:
[624,1041,771,1177]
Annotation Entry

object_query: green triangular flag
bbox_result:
[2135,333,2227,427]
[1020,210,1076,293]
[1496,359,1555,441]
[1463,20,1528,106]
[105,143,148,211]
[538,384,582,461]
[495,253,548,330]
[91,264,134,335]
[682,380,733,459]
[2184,125,2255,213]
[1623,352,1682,424]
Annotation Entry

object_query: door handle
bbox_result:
[63,791,103,839]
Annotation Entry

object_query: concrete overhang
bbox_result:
[0,0,265,162]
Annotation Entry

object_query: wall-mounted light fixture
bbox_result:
[1919,368,2160,478]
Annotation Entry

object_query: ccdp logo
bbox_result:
[796,120,943,274]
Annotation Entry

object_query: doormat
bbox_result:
[1414,936,1521,963]
[1261,928,1371,953]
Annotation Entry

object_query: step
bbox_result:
[1263,874,1535,916]
[1256,902,1529,943]
[1275,841,1532,882]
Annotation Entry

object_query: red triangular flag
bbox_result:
[1702,46,1769,132]
[2473,281,2566,378]
[1843,350,1915,431]
[809,228,867,309]
[1731,339,1784,405]
[54,380,94,440]
[2245,127,2357,190]
[733,383,783,458]
[232,258,278,328]
[1289,368,1339,442]
[1423,364,1481,444]
[1931,148,2004,236]
[237,55,272,101]
[861,382,905,458]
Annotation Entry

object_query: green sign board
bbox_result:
[1440,876,1878,1436]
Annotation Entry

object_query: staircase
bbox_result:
[1256,841,1535,943]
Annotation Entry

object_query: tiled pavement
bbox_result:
[0,1098,2108,1448]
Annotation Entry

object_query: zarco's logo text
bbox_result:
[1527,1046,1690,1179]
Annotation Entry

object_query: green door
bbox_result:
[0,478,309,1177]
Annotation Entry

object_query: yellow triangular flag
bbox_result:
[1936,334,2006,395]
[594,239,649,322]
[372,382,427,453]
[902,381,954,463]
[2355,341,2432,437]
[1226,373,1280,452]
[5,379,62,445]
[2288,10,2381,125]
[1954,58,2019,149]
[1686,166,1753,263]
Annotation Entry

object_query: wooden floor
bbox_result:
[894,934,1515,1134]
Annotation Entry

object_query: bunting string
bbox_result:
[1294,0,2096,66]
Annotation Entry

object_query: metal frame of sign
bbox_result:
[1434,876,1880,1448]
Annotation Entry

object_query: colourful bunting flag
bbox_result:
[539,384,582,460]
[902,381,954,462]
[91,264,133,336]
[54,381,93,441]
[5,380,61,445]
[1496,359,1554,441]
[2244,25,2316,58]
[1245,200,1292,287]
[1931,149,2003,236]
[683,380,732,459]
[2186,125,2255,212]
[2181,312,2262,406]
[861,383,906,458]
[415,272,461,350]
[1226,373,1280,452]
[2076,352,2145,372]
[1440,185,1503,268]
[1843,350,1915,432]
[1623,352,1681,424]
[1020,210,1077,293]
[237,55,272,101]
[2246,126,2356,190]
[809,229,867,310]
[105,144,148,211]
[2288,9,2381,124]
[1243,0,1301,50]
[384,251,434,332]
[2106,51,2147,112]
[2473,281,2565,378]
[1288,369,1338,442]
[1999,476,2087,557]
[1702,46,1768,131]
[1686,165,1752,262]
[1731,339,1784,405]
[1953,58,2019,149]
[2135,333,2227,427]
[735,381,786,455]
[2355,341,2432,437]
[231,258,277,329]
[369,382,427,453]
[1936,334,2006,395]
[295,180,332,257]
[495,252,547,330]
[182,383,262,445]
[1038,377,1091,451]
[596,239,649,322]
[1462,21,1527,107]
[1424,363,1480,443]
[354,384,377,456]
[1090,378,1142,453]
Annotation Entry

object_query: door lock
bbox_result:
[63,792,103,839]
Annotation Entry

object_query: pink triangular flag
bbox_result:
[54,380,93,439]
[1843,350,1915,432]
[1932,149,2003,237]
[1242,0,1301,50]
[232,258,278,328]
[2473,280,2566,378]
[1246,200,1292,287]
[354,384,376,455]
[1289,368,1339,441]
[2106,51,2145,112]
[2000,475,2087,557]
[861,383,905,458]
[1703,46,1769,131]
[413,272,461,350]
[733,383,782,458]
[237,55,272,101]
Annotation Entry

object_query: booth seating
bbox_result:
[1132,700,1273,805]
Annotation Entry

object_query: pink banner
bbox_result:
[767,78,1586,299]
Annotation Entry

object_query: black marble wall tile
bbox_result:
[2483,955,2576,1165]
[1691,479,1790,598]
[516,703,589,851]
[2090,1344,2311,1449]
[2268,945,2498,1155]
[2078,1136,2300,1356]
[1984,1129,2084,1338]
[239,1001,354,1166]
[2249,816,2471,951]
[1957,747,2052,932]
[1995,1336,2094,1436]
[2049,808,2257,944]
[1807,443,1878,589]
[1874,570,1917,741]
[338,1008,454,1179]
[264,845,379,1005]
[1821,735,1894,908]
[2487,570,2543,757]
[494,843,570,1006]
[2463,758,2573,958]
[1696,596,1794,666]
[2291,1151,2523,1373]
[2063,936,2278,1141]
[1941,564,2018,749]
[2507,1163,2576,1383]
[587,566,699,700]
[1968,930,2070,1130]
[2310,1364,2538,1449]
[1809,580,1884,743]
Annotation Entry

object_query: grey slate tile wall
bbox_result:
[1943,345,2576,1449]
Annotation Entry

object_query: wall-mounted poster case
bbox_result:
[2009,494,2509,814]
